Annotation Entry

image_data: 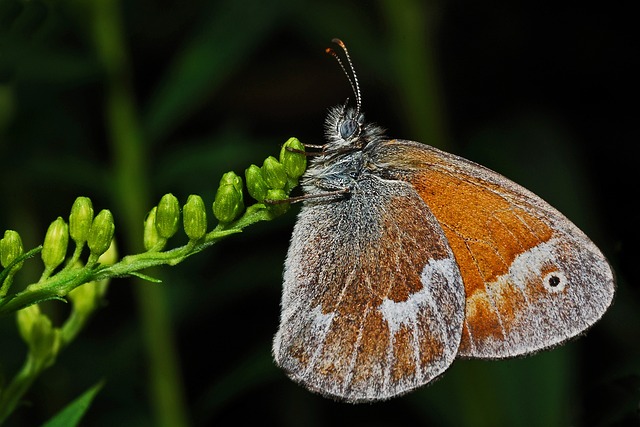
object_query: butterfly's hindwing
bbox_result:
[274,175,465,402]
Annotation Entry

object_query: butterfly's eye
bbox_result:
[339,118,359,139]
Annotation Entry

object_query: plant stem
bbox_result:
[0,204,272,316]
[379,0,449,150]
[0,267,93,316]
[0,355,41,424]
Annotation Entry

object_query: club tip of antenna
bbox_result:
[331,38,346,48]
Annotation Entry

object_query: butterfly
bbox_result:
[272,38,615,403]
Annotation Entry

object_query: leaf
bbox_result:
[0,246,42,284]
[40,381,104,427]
[129,272,163,283]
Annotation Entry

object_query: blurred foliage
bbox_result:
[0,0,636,426]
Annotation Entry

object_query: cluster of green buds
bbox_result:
[1,197,116,298]
[4,197,118,373]
[142,137,306,249]
[245,137,306,203]
[41,198,115,276]
[13,235,117,373]
[144,193,209,251]
[210,137,305,224]
[0,137,309,425]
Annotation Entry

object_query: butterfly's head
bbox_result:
[324,104,385,155]
[323,40,385,156]
[325,104,363,149]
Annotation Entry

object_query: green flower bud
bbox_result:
[31,316,60,364]
[41,217,69,271]
[261,156,287,190]
[1,230,24,269]
[68,281,98,315]
[143,207,163,251]
[213,183,244,223]
[156,193,181,239]
[16,304,40,345]
[245,164,269,202]
[213,172,244,224]
[98,240,118,266]
[219,171,244,193]
[85,240,116,300]
[265,188,290,216]
[69,197,94,244]
[280,137,307,180]
[69,261,112,314]
[88,210,115,257]
[17,304,61,364]
[183,194,207,241]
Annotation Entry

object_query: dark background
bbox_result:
[1,0,637,426]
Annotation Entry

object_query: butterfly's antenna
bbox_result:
[326,38,362,116]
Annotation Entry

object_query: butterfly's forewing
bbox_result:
[373,139,615,358]
[273,176,465,402]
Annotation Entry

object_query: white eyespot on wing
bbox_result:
[542,270,567,293]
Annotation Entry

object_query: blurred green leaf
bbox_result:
[40,381,104,427]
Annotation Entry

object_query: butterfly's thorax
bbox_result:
[302,150,364,196]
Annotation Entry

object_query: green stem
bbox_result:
[0,355,42,424]
[0,285,98,424]
[379,0,449,150]
[0,204,273,316]
[0,267,94,316]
